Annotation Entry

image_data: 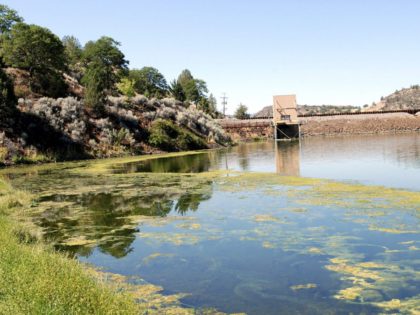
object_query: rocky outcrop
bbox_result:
[366,85,420,111]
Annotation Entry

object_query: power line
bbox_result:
[220,93,228,117]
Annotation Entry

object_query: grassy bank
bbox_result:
[0,179,142,314]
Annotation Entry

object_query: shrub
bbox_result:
[0,68,16,128]
[116,78,135,97]
[148,119,207,152]
[24,97,86,142]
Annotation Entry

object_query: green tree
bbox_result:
[82,63,108,113]
[197,94,217,117]
[198,93,218,117]
[208,93,217,113]
[0,23,67,97]
[0,68,16,128]
[176,69,208,103]
[81,36,128,112]
[128,67,168,98]
[234,103,250,119]
[177,69,194,86]
[62,35,83,78]
[169,79,185,102]
[0,4,22,34]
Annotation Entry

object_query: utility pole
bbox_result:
[220,93,228,117]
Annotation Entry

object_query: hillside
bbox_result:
[253,104,360,118]
[0,68,230,166]
[0,5,227,167]
[365,85,420,111]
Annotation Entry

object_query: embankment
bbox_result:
[300,112,420,136]
[219,113,420,140]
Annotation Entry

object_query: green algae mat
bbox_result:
[1,149,419,315]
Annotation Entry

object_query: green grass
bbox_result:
[0,179,141,315]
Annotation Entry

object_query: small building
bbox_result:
[272,94,300,140]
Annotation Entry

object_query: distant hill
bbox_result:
[365,85,420,111]
[253,104,360,118]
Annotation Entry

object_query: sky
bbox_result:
[3,0,420,114]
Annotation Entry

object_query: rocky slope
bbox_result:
[365,85,420,111]
[0,69,230,166]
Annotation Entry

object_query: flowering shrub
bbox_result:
[22,97,86,142]
[7,94,230,163]
[139,97,230,145]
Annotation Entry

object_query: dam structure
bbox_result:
[217,97,420,141]
[272,95,300,140]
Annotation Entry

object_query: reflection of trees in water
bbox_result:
[34,175,213,258]
[115,153,213,173]
[175,192,212,215]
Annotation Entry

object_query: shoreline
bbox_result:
[1,112,419,168]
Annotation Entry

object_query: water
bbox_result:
[3,133,420,314]
[114,133,420,190]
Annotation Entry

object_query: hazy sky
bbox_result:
[4,0,420,113]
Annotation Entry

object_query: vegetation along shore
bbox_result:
[0,4,231,167]
[0,4,231,314]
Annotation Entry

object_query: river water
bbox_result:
[3,133,420,314]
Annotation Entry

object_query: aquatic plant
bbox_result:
[2,155,419,314]
[0,177,232,314]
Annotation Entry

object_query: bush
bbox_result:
[148,119,207,152]
[0,68,17,128]
[23,97,86,142]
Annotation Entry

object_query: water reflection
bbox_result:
[108,133,420,190]
[275,141,300,176]
[3,134,420,314]
[111,153,212,173]
[28,173,214,258]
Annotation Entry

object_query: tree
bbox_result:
[0,23,67,97]
[208,93,217,111]
[0,68,16,128]
[170,69,209,104]
[62,35,83,78]
[128,67,168,98]
[81,36,128,112]
[177,69,194,86]
[197,93,217,117]
[176,69,208,103]
[234,103,250,119]
[83,63,108,112]
[0,4,22,34]
[169,79,185,102]
[207,93,217,116]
